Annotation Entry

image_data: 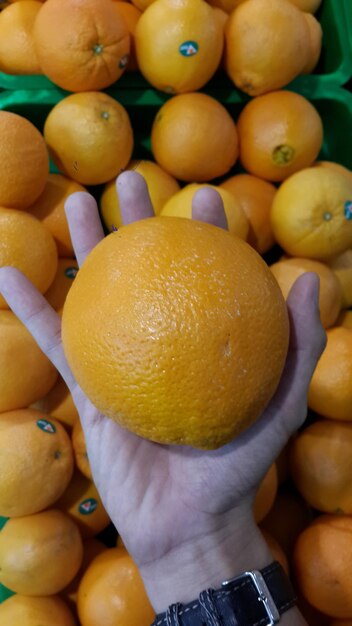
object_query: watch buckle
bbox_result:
[222,569,280,625]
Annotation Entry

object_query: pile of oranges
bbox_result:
[0,0,351,624]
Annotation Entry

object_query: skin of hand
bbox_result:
[0,171,325,621]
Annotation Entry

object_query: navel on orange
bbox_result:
[62,217,289,449]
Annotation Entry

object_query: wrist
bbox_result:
[139,512,273,614]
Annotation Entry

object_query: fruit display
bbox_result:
[0,0,351,624]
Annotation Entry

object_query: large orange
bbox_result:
[27,174,87,257]
[151,93,238,182]
[0,595,77,626]
[0,208,58,308]
[36,375,79,431]
[237,91,323,182]
[290,419,352,514]
[224,0,311,96]
[0,111,49,209]
[308,327,352,421]
[0,0,42,75]
[72,419,92,480]
[326,249,352,309]
[33,0,130,92]
[77,547,155,626]
[45,258,79,312]
[62,217,289,449]
[100,159,180,231]
[0,311,58,413]
[270,257,342,328]
[253,463,278,523]
[0,510,83,595]
[0,408,73,517]
[113,2,141,71]
[56,470,110,539]
[293,514,352,618]
[260,487,312,559]
[44,92,134,185]
[135,0,223,93]
[271,168,352,259]
[220,174,276,254]
[160,183,249,240]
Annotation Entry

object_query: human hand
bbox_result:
[0,172,326,614]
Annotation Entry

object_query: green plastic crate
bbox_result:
[0,0,350,91]
[0,83,351,169]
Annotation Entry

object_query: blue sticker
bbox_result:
[79,498,98,515]
[344,201,352,220]
[37,419,56,434]
[179,41,199,57]
[64,267,78,279]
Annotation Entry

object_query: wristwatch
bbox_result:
[150,561,297,626]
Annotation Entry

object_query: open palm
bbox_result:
[0,172,325,611]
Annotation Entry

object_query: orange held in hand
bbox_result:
[62,216,289,449]
[33,0,130,92]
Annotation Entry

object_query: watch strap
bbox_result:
[151,561,297,626]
